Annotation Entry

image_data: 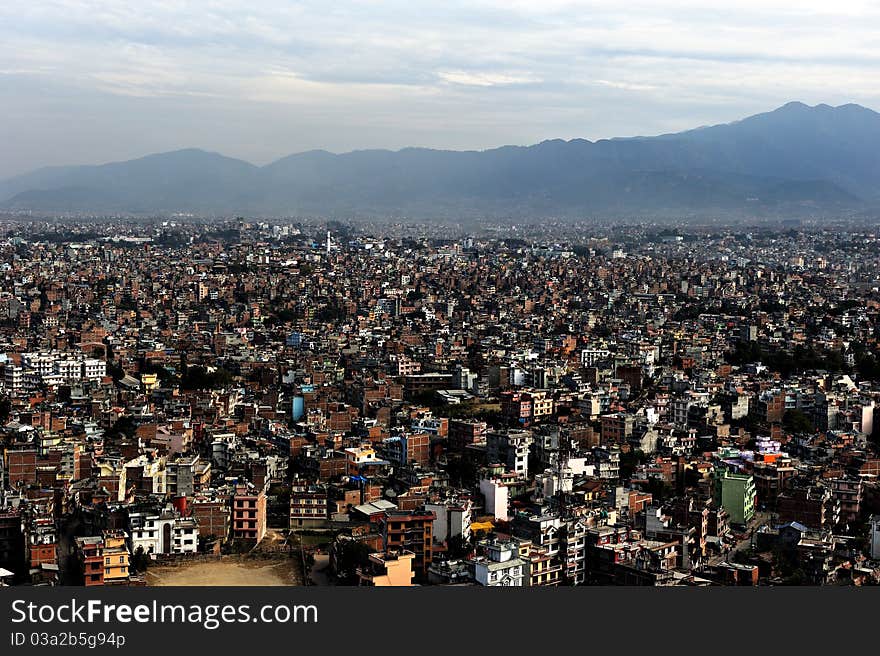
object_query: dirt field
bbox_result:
[146,559,302,587]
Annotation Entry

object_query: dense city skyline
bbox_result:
[3,218,880,588]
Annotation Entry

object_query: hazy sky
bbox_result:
[2,0,880,178]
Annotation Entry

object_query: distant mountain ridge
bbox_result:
[2,102,879,218]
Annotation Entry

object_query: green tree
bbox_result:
[782,409,813,434]
[446,534,473,560]
[131,546,150,573]
[333,540,373,585]
[619,449,647,480]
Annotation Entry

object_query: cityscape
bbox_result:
[2,216,880,587]
[5,1,880,605]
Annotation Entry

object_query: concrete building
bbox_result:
[480,477,510,521]
[130,508,199,555]
[190,496,229,540]
[166,454,205,497]
[870,515,880,560]
[357,550,415,586]
[380,509,435,577]
[232,483,267,544]
[831,477,863,525]
[601,413,635,444]
[75,530,130,586]
[425,497,473,544]
[289,481,330,529]
[717,472,756,525]
[448,419,487,450]
[473,539,525,587]
[487,430,532,475]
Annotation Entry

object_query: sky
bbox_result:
[2,0,880,178]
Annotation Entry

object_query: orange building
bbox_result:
[232,483,267,543]
[357,550,415,586]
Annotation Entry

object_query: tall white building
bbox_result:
[480,478,510,521]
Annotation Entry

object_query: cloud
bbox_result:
[1,0,880,177]
[594,79,658,92]
[437,71,542,87]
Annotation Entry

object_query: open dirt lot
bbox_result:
[146,559,302,587]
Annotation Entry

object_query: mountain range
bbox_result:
[3,101,879,219]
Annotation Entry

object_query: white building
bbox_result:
[130,508,199,556]
[82,358,107,380]
[473,540,525,587]
[426,498,473,544]
[4,365,26,393]
[7,352,107,391]
[480,478,510,521]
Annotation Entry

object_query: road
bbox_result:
[707,511,772,566]
[310,553,331,586]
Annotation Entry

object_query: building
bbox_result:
[357,550,415,586]
[870,515,880,560]
[473,539,525,587]
[831,477,863,525]
[380,510,435,577]
[480,477,510,521]
[486,430,532,474]
[382,432,430,468]
[425,497,473,544]
[593,446,621,480]
[511,512,589,585]
[290,481,330,529]
[27,517,58,570]
[752,459,796,507]
[75,530,131,586]
[130,508,199,556]
[514,538,561,586]
[717,472,756,525]
[525,391,554,423]
[777,485,838,530]
[448,419,487,451]
[166,455,207,497]
[101,531,131,584]
[190,496,229,540]
[232,483,267,544]
[74,536,106,587]
[601,413,635,444]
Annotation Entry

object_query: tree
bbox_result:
[110,415,138,439]
[181,365,233,390]
[446,534,473,560]
[619,449,647,480]
[332,540,373,585]
[782,409,813,434]
[131,546,150,573]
